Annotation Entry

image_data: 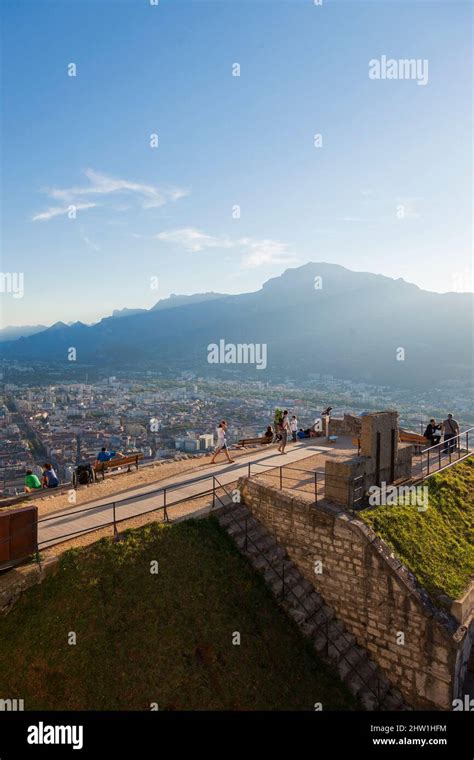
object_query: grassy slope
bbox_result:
[0,518,356,711]
[361,458,474,599]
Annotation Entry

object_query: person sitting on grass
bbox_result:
[210,421,235,464]
[24,469,42,492]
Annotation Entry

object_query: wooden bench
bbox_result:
[399,429,429,446]
[352,432,430,455]
[93,453,144,481]
[237,436,273,447]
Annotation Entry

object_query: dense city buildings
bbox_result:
[1,359,472,495]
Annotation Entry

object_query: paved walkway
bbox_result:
[38,440,352,549]
[36,432,473,549]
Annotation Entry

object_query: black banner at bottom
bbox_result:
[0,710,472,757]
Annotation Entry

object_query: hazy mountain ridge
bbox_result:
[1,263,472,388]
[0,324,48,342]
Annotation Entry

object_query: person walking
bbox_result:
[442,413,459,454]
[290,415,298,443]
[278,410,290,454]
[210,420,235,464]
[273,409,283,443]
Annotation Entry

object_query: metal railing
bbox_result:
[0,455,198,505]
[247,461,320,504]
[0,474,222,566]
[211,476,389,707]
[416,427,473,480]
[2,457,318,563]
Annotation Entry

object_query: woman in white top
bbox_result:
[210,420,235,464]
[290,415,298,442]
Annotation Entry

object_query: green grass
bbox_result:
[361,459,474,599]
[0,517,356,711]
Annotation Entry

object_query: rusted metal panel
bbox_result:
[0,506,38,567]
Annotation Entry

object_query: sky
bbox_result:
[1,0,472,327]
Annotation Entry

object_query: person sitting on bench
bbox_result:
[96,447,111,464]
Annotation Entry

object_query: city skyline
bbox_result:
[1,0,472,327]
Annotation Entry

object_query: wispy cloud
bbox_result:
[32,202,97,222]
[33,169,188,221]
[155,227,296,268]
[239,238,295,269]
[155,228,233,253]
[81,230,101,252]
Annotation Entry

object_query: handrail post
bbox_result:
[438,446,441,471]
[314,472,317,505]
[112,502,118,540]
[279,466,283,490]
[163,488,169,522]
[247,462,251,478]
[212,476,215,509]
[427,450,430,475]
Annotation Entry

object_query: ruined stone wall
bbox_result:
[329,415,362,437]
[238,477,468,710]
[324,445,414,508]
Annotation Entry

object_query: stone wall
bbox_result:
[324,411,414,508]
[238,477,470,710]
[0,557,59,616]
[329,414,362,437]
[324,446,414,508]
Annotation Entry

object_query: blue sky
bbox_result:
[1,0,472,326]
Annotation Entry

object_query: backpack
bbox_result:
[78,470,90,485]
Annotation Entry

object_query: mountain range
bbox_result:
[1,263,472,388]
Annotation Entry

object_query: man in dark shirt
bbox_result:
[424,419,441,446]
